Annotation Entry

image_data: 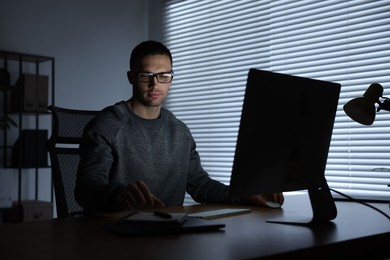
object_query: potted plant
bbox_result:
[0,115,17,131]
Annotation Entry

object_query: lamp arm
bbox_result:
[377,97,390,112]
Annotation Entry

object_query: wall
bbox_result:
[0,0,162,215]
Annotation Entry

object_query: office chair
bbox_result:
[47,105,98,218]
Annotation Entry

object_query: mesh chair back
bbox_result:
[47,105,98,218]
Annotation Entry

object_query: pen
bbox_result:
[125,211,138,218]
[153,210,172,219]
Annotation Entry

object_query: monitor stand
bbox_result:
[266,180,337,226]
[265,137,338,226]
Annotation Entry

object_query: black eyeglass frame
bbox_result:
[137,70,174,83]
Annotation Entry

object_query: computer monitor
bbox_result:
[229,68,341,225]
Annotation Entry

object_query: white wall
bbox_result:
[0,0,163,215]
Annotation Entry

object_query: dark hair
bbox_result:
[130,40,173,69]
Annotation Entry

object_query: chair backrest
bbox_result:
[47,105,99,218]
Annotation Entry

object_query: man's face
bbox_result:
[129,54,173,108]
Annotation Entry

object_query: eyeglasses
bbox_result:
[137,71,174,83]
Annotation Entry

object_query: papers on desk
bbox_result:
[105,211,225,236]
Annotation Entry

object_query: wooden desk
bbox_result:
[0,194,389,259]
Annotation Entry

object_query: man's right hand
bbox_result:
[117,180,165,210]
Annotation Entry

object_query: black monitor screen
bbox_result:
[229,68,341,225]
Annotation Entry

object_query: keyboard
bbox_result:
[187,208,252,219]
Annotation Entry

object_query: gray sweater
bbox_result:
[75,101,242,213]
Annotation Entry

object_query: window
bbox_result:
[161,0,390,204]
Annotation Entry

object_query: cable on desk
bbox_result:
[330,188,390,221]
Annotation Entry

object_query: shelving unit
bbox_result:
[0,51,55,221]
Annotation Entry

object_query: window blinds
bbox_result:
[161,0,390,203]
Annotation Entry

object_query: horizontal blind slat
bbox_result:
[163,0,390,204]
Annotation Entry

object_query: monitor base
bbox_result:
[266,185,337,226]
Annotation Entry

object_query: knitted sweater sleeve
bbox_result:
[183,125,246,205]
[74,104,126,213]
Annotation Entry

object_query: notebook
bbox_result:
[104,211,225,236]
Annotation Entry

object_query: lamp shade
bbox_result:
[343,97,376,125]
[343,83,383,125]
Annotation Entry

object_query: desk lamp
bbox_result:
[343,83,390,125]
[344,83,390,208]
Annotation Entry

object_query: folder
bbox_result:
[11,129,48,168]
[10,73,48,112]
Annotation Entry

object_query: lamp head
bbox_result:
[343,83,384,125]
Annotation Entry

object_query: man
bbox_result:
[75,40,284,213]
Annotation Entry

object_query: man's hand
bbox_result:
[117,180,165,210]
[247,193,284,207]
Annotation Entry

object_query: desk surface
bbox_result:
[0,194,389,260]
